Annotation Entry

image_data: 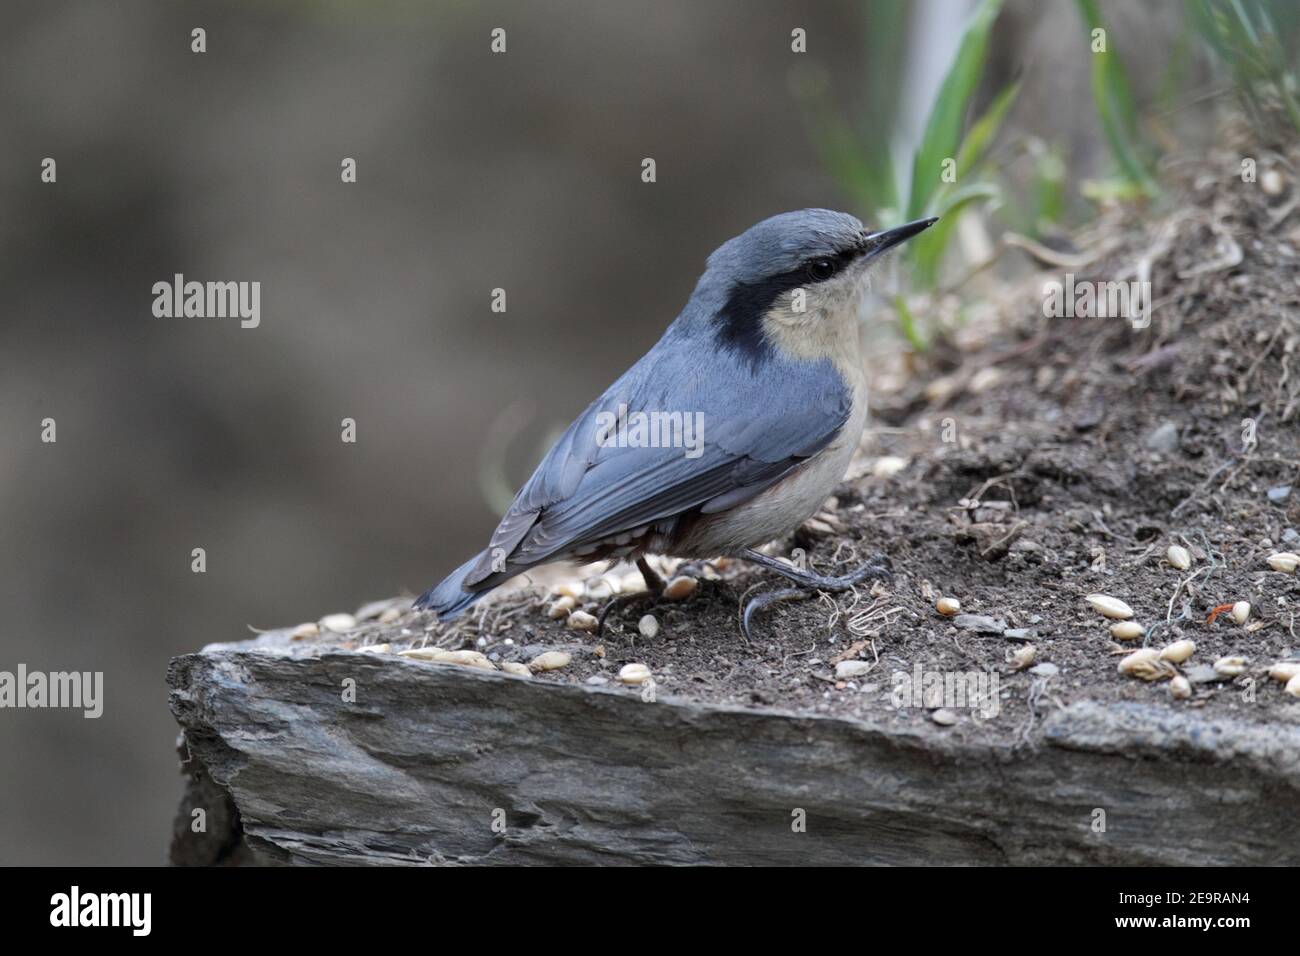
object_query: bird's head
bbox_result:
[704,208,937,368]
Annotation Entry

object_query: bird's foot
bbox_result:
[738,548,892,641]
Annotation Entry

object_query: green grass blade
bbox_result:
[905,0,1004,220]
[1076,0,1160,196]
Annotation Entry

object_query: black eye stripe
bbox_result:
[802,248,857,282]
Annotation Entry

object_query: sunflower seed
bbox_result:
[1086,594,1134,619]
[529,651,572,672]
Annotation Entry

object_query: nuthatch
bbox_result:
[416,209,937,637]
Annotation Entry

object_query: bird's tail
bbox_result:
[413,554,492,620]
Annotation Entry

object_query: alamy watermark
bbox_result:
[595,403,704,459]
[1043,273,1150,329]
[152,274,260,328]
[891,663,1000,719]
[1,664,102,718]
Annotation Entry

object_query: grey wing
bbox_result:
[463,338,851,587]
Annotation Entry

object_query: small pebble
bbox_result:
[618,662,653,684]
[1267,484,1292,502]
[936,597,961,616]
[1086,594,1133,620]
[1144,422,1180,453]
[931,708,958,726]
[566,610,598,632]
[529,651,572,672]
[663,575,698,601]
[953,614,1006,634]
[638,614,660,639]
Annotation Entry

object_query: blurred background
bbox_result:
[0,0,1266,863]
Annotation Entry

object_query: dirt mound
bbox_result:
[310,148,1300,746]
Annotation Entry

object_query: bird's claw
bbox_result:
[740,587,812,643]
[737,551,893,640]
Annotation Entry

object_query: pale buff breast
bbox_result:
[666,263,871,557]
[675,365,868,556]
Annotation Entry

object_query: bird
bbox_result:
[415,208,937,638]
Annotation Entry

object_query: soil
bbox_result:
[294,145,1300,745]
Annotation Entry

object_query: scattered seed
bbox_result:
[1266,552,1300,573]
[399,647,496,670]
[1169,675,1192,700]
[555,580,585,599]
[1109,621,1144,641]
[1008,644,1036,670]
[1118,648,1175,681]
[1213,656,1249,678]
[1165,544,1192,570]
[1029,662,1059,678]
[1230,601,1250,625]
[378,607,401,624]
[1158,639,1196,664]
[500,661,532,678]
[931,708,958,726]
[585,578,614,601]
[529,650,572,672]
[320,613,357,633]
[1086,594,1133,619]
[638,614,659,639]
[835,660,872,679]
[936,597,961,616]
[358,643,391,655]
[872,456,909,478]
[1268,661,1300,683]
[1286,673,1300,698]
[398,646,444,661]
[566,610,598,632]
[663,575,698,601]
[547,596,576,620]
[443,650,496,670]
[290,622,320,641]
[618,662,653,684]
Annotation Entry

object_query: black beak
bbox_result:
[861,216,939,259]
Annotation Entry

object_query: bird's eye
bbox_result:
[806,258,836,282]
